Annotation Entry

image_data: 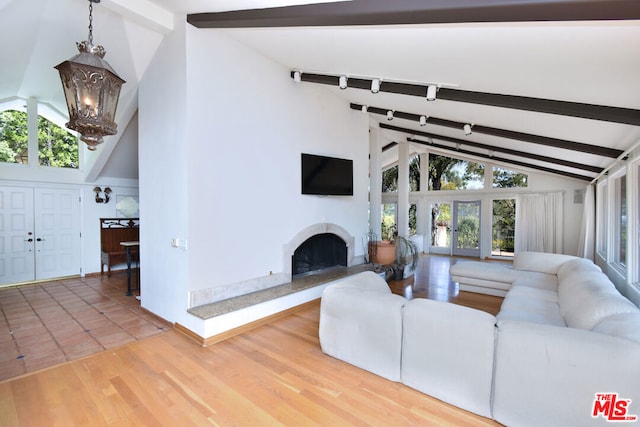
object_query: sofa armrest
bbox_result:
[319,284,406,382]
[401,299,497,418]
[493,320,640,427]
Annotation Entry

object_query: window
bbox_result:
[0,102,78,169]
[381,203,397,241]
[37,116,79,169]
[493,167,528,188]
[382,166,398,192]
[428,153,484,191]
[614,174,627,268]
[596,180,608,256]
[409,155,420,191]
[409,203,417,235]
[0,110,28,164]
[492,199,516,257]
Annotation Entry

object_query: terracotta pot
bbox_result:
[369,241,396,265]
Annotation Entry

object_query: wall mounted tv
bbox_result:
[301,153,353,196]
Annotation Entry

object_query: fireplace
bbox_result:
[283,223,356,280]
[292,233,347,276]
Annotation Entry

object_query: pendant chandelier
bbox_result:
[55,0,125,151]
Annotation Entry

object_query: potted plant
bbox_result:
[367,229,396,266]
[391,235,419,280]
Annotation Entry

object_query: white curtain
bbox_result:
[577,184,596,260]
[515,191,564,253]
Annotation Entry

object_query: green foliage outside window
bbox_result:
[0,109,78,169]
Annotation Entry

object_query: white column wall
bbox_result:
[397,141,409,237]
[137,16,189,324]
[369,127,382,241]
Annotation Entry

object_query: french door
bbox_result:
[452,200,481,257]
[0,186,81,286]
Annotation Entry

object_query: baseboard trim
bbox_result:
[175,299,320,347]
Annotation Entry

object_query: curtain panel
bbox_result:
[515,191,564,253]
[576,184,596,260]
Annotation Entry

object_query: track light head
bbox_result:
[426,85,437,101]
[464,124,472,135]
[371,78,381,93]
[293,71,302,83]
[419,115,428,126]
[387,110,394,121]
[339,75,348,90]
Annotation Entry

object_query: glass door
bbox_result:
[452,200,481,257]
[430,202,452,254]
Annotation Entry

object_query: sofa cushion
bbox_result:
[512,251,578,274]
[592,312,640,343]
[556,257,601,283]
[449,260,517,283]
[497,287,565,326]
[559,275,639,330]
[511,273,559,292]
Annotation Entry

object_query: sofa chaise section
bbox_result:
[402,298,496,418]
[318,271,406,382]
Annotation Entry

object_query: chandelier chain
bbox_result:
[88,1,94,46]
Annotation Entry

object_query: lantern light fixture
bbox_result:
[55,0,125,151]
[387,110,394,121]
[419,115,428,126]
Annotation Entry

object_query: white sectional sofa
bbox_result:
[319,254,640,426]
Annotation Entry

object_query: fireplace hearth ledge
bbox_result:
[188,264,373,320]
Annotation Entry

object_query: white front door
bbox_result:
[0,186,81,286]
[34,188,81,281]
[0,186,36,284]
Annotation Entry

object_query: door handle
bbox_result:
[36,238,44,242]
[25,238,33,242]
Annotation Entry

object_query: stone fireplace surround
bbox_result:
[188,223,356,309]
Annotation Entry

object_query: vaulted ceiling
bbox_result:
[2,0,639,182]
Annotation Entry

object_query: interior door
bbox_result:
[452,200,481,257]
[0,186,36,284]
[34,188,81,281]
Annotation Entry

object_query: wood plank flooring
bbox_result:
[0,255,505,426]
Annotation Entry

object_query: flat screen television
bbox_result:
[301,153,353,196]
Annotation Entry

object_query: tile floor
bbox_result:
[0,271,171,382]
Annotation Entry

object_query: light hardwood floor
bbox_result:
[0,255,505,426]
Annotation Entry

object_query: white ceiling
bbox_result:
[2,0,639,181]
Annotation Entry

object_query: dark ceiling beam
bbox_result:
[188,0,640,28]
[380,122,598,179]
[354,103,619,163]
[301,73,640,127]
[405,136,593,182]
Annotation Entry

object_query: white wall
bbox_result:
[184,29,369,295]
[137,16,189,323]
